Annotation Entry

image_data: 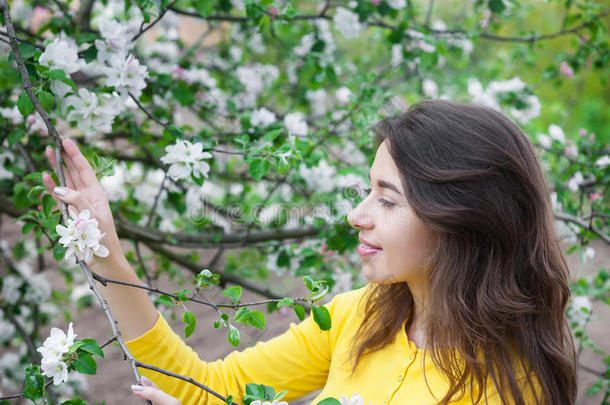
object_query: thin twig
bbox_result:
[91,271,309,309]
[133,0,181,42]
[135,360,239,404]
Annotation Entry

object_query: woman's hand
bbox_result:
[131,376,182,405]
[42,137,126,272]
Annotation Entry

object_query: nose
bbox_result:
[347,200,373,230]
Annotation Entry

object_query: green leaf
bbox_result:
[312,305,331,331]
[293,304,306,321]
[156,294,174,306]
[227,324,240,346]
[42,194,55,216]
[171,81,195,106]
[182,310,197,338]
[38,91,55,112]
[249,158,270,180]
[76,32,97,44]
[75,338,104,358]
[17,92,34,117]
[262,128,282,142]
[278,297,294,307]
[53,244,66,261]
[18,42,38,59]
[195,0,213,17]
[72,351,97,374]
[488,0,506,13]
[22,222,37,235]
[316,399,341,405]
[234,308,266,329]
[174,288,191,301]
[234,307,250,323]
[42,69,67,80]
[222,285,242,303]
[245,383,265,397]
[22,365,44,402]
[24,172,42,182]
[194,269,220,288]
[60,398,88,405]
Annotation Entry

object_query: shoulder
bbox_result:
[322,284,372,343]
[325,283,371,316]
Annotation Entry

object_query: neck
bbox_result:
[407,278,427,328]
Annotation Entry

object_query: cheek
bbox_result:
[381,215,433,281]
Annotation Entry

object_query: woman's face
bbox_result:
[347,140,436,285]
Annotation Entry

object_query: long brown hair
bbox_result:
[349,100,577,404]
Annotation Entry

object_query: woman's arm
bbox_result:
[42,137,158,341]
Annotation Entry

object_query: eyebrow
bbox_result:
[368,172,403,195]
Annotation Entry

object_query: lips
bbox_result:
[358,236,383,256]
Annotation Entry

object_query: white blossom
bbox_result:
[299,159,336,193]
[510,95,541,124]
[567,171,584,193]
[568,296,592,328]
[333,7,364,39]
[104,53,149,99]
[97,15,141,55]
[236,64,279,98]
[37,322,77,385]
[488,77,525,94]
[548,124,565,144]
[391,44,403,67]
[335,87,353,105]
[26,112,48,135]
[0,149,16,180]
[422,79,438,98]
[405,29,435,53]
[63,89,124,137]
[251,108,277,127]
[340,393,371,405]
[582,247,595,263]
[160,139,213,181]
[537,134,552,149]
[0,106,23,125]
[250,400,288,405]
[39,32,84,74]
[294,33,315,57]
[306,89,328,116]
[100,163,128,202]
[387,0,407,9]
[56,209,110,265]
[0,319,16,342]
[24,273,51,304]
[594,155,609,168]
[284,112,308,137]
[1,275,23,304]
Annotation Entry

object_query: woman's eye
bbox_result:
[363,187,372,194]
[378,199,395,208]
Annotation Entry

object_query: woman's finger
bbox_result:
[61,149,84,189]
[45,146,76,190]
[131,385,182,405]
[52,186,93,214]
[61,137,99,188]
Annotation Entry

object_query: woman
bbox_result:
[42,100,577,404]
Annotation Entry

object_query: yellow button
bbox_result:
[398,374,403,382]
[409,354,415,361]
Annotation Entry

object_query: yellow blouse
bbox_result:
[125,285,539,404]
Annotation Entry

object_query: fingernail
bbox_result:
[53,187,66,196]
[131,384,145,391]
[141,376,153,386]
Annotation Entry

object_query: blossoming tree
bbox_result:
[0,0,608,403]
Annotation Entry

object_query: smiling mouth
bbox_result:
[358,242,383,256]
